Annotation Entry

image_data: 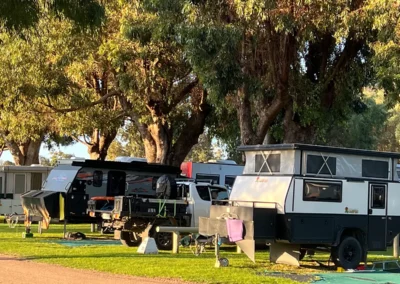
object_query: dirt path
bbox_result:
[0,255,195,284]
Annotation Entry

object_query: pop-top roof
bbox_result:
[237,143,400,159]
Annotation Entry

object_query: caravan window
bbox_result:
[255,154,280,173]
[31,173,43,190]
[306,155,336,175]
[196,174,220,184]
[303,180,342,202]
[14,174,26,194]
[93,171,103,187]
[225,175,236,187]
[362,160,388,179]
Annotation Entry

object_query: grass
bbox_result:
[0,223,397,284]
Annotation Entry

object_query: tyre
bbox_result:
[336,236,363,269]
[120,231,142,247]
[153,231,173,250]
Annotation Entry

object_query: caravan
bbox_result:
[0,165,52,215]
[199,144,400,269]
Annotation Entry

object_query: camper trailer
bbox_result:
[180,160,244,188]
[199,144,400,269]
[21,159,181,228]
[0,165,52,215]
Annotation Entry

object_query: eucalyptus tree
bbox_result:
[177,0,400,144]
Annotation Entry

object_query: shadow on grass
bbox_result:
[26,252,217,260]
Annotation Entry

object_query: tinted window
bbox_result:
[371,184,385,209]
[196,174,220,184]
[362,160,389,179]
[306,155,336,175]
[255,154,280,173]
[93,171,103,187]
[107,171,126,196]
[303,180,342,202]
[196,185,211,201]
[224,175,236,187]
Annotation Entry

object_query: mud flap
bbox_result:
[270,242,301,267]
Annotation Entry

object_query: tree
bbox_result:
[0,0,104,31]
[0,160,15,166]
[317,89,388,150]
[179,0,397,145]
[107,122,146,161]
[87,1,212,166]
[0,1,105,165]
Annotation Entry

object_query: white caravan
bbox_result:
[180,160,244,188]
[0,165,52,215]
[199,144,400,269]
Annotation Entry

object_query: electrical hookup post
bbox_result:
[22,210,34,238]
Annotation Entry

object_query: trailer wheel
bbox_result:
[120,231,142,247]
[336,236,363,270]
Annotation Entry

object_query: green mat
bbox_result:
[313,272,400,284]
[46,239,121,247]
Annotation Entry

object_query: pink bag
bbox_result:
[226,219,243,242]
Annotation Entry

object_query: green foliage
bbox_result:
[318,89,389,150]
[0,160,15,166]
[107,122,146,161]
[0,0,105,31]
[186,133,214,162]
[182,25,243,99]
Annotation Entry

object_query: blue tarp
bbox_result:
[313,272,400,284]
[45,239,121,247]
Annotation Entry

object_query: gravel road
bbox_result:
[0,255,196,284]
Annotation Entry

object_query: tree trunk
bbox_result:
[283,103,316,144]
[133,91,212,167]
[167,102,212,167]
[86,129,118,160]
[6,137,43,165]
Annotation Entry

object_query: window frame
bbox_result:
[302,179,343,203]
[370,184,386,209]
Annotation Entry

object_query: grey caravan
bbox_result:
[21,159,181,227]
[199,144,400,270]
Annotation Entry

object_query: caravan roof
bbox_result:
[238,143,400,159]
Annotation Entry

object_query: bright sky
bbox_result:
[1,143,90,163]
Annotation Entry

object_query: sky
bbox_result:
[1,143,90,163]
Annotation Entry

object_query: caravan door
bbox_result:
[368,183,388,251]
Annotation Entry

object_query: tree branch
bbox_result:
[71,135,91,147]
[40,90,121,113]
[166,78,199,113]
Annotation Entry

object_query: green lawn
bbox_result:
[0,223,396,284]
